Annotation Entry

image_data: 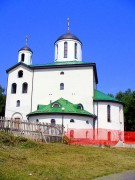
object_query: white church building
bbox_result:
[5,21,124,139]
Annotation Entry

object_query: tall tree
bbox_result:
[115,89,135,131]
[0,85,6,116]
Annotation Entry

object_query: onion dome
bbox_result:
[19,45,33,53]
[55,32,82,44]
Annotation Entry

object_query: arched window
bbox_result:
[74,43,77,59]
[22,82,28,93]
[36,119,39,123]
[16,100,20,107]
[52,103,60,108]
[60,71,64,75]
[77,104,83,110]
[60,83,64,90]
[64,42,68,58]
[18,70,23,78]
[56,44,58,59]
[107,105,111,122]
[86,120,89,124]
[70,119,75,123]
[51,119,56,125]
[21,54,25,62]
[11,83,17,94]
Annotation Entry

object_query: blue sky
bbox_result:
[0,0,135,95]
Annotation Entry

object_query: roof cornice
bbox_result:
[6,62,98,84]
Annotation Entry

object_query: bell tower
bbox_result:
[54,18,82,62]
[18,36,33,65]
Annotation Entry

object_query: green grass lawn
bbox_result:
[0,131,135,180]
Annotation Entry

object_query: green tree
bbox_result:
[0,85,6,116]
[115,88,135,131]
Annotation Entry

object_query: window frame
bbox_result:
[107,105,111,122]
[64,42,68,58]
[51,119,56,125]
[21,53,25,62]
[60,83,64,90]
[16,100,20,107]
[74,43,77,59]
[11,83,17,94]
[18,70,23,78]
[22,82,28,93]
[60,71,64,75]
[70,119,75,123]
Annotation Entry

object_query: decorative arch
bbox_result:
[11,112,23,120]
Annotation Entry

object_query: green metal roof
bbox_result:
[94,89,122,103]
[30,61,91,67]
[28,98,95,117]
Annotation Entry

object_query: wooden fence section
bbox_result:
[0,117,63,143]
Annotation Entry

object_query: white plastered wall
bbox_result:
[5,65,33,120]
[28,114,93,133]
[32,66,94,114]
[94,101,124,131]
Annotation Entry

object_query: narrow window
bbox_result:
[16,100,20,107]
[64,42,68,58]
[60,83,64,90]
[21,54,25,62]
[60,71,64,75]
[70,119,74,123]
[22,82,28,93]
[107,105,111,122]
[74,43,77,59]
[56,44,58,59]
[51,119,56,125]
[11,83,17,94]
[18,70,23,78]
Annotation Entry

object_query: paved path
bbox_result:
[95,170,135,180]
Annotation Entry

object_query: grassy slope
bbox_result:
[0,132,135,180]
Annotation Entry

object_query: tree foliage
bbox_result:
[115,88,135,131]
[0,85,6,116]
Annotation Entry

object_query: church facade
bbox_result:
[5,23,124,136]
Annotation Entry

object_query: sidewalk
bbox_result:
[95,170,135,180]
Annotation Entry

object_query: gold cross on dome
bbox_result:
[25,35,28,45]
[67,18,70,32]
